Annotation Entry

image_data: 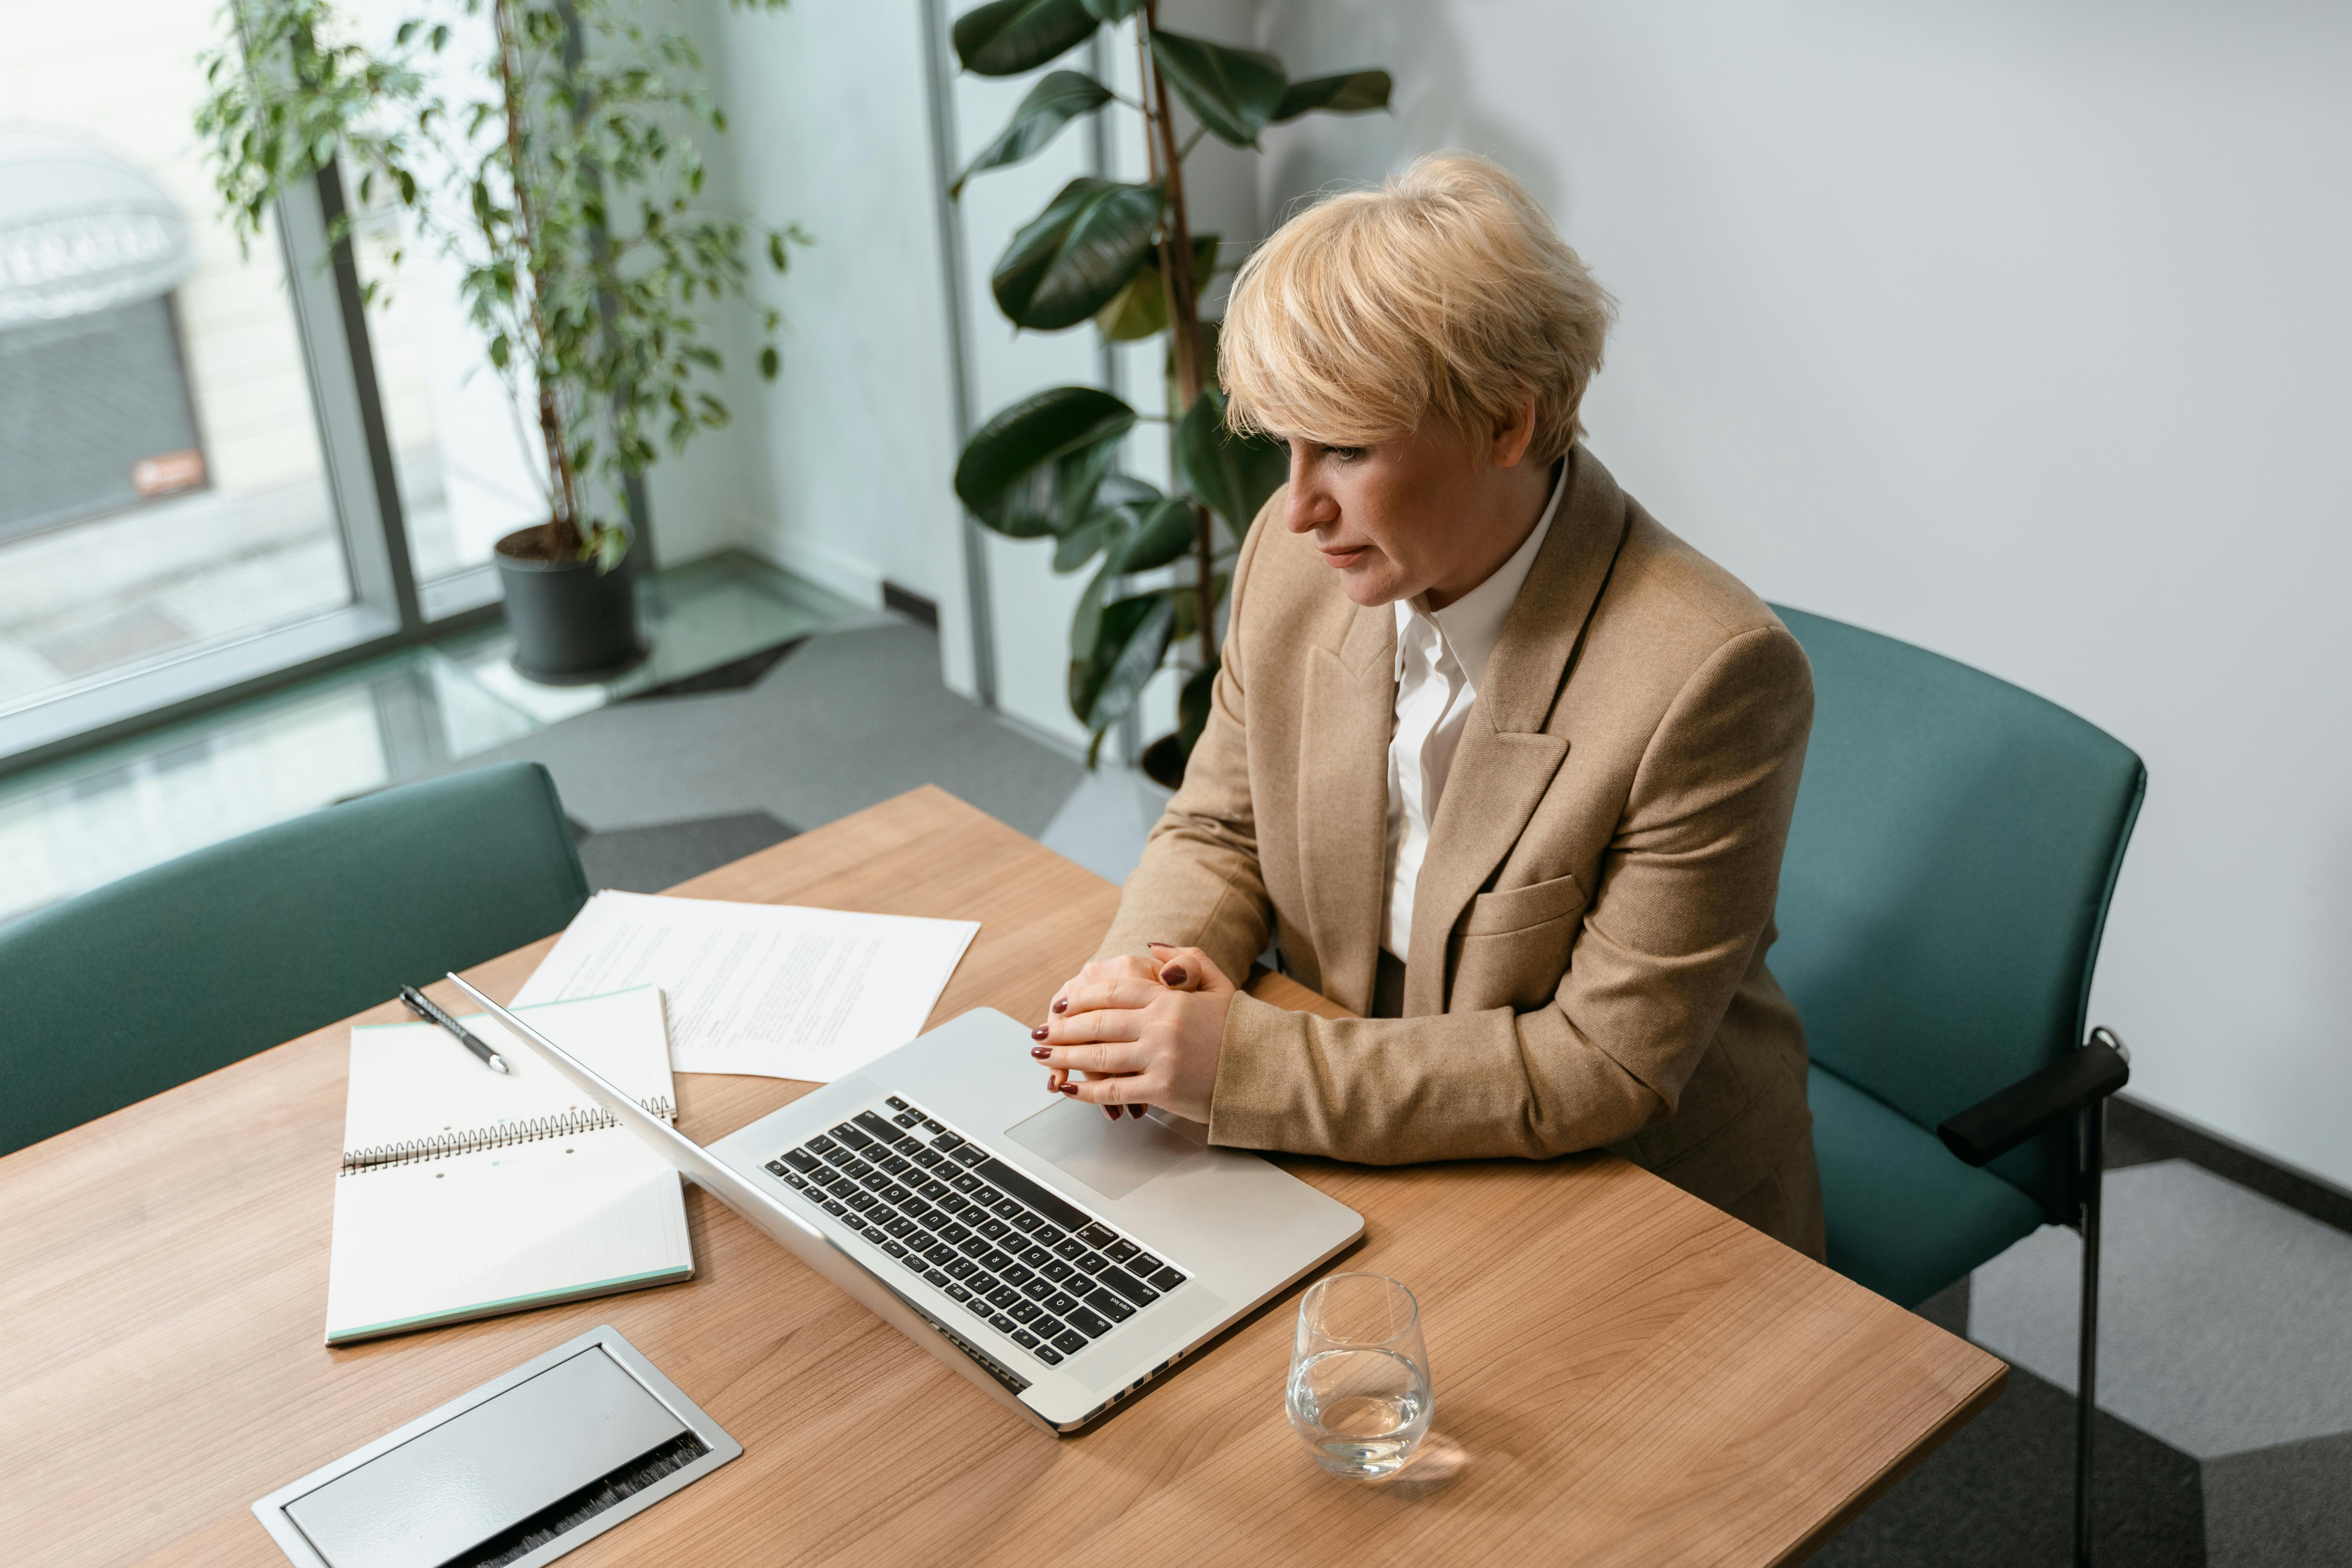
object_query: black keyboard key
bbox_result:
[911,1149,944,1169]
[1009,1212,1042,1233]
[1131,1252,1165,1275]
[951,1146,989,1167]
[980,1249,1015,1272]
[915,1209,947,1232]
[938,1224,973,1245]
[937,1195,970,1217]
[1084,1287,1134,1322]
[821,1146,855,1167]
[969,1273,999,1295]
[806,1134,838,1155]
[782,1148,822,1173]
[944,1258,976,1279]
[842,1159,875,1180]
[966,1297,994,1319]
[859,1172,891,1193]
[884,1240,909,1258]
[882,1184,912,1205]
[924,1268,950,1287]
[918,1178,951,1200]
[922,1118,946,1134]
[992,1313,1020,1334]
[764,1159,789,1176]
[1035,1345,1065,1365]
[1041,1259,1075,1283]
[852,1111,900,1145]
[1065,1305,1113,1339]
[864,1226,890,1245]
[1149,1266,1187,1292]
[969,1158,1090,1234]
[925,1243,958,1266]
[886,1095,908,1111]
[797,1185,826,1204]
[879,1154,913,1175]
[895,1109,924,1127]
[1103,1239,1140,1264]
[833,1123,875,1151]
[958,1237,991,1259]
[870,1205,900,1225]
[1044,1290,1080,1317]
[977,1218,1011,1241]
[973,1187,1004,1207]
[945,1282,973,1302]
[885,1218,916,1238]
[991,1198,1024,1220]
[1077,1251,1111,1275]
[1009,1300,1041,1323]
[950,1173,984,1194]
[1012,1328,1041,1348]
[1034,1225,1067,1246]
[1021,1245,1054,1267]
[782,1172,809,1191]
[1020,1278,1054,1302]
[1000,1263,1035,1288]
[987,1285,1022,1309]
[821,1200,848,1216]
[900,1252,929,1274]
[1077,1222,1119,1249]
[1065,1275,1096,1298]
[931,1131,965,1153]
[1053,1330,1089,1356]
[1035,1316,1065,1339]
[844,1191,877,1212]
[1053,1238,1087,1261]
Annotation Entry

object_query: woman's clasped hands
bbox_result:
[1031,941,1233,1123]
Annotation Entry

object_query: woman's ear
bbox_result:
[1491,389,1540,468]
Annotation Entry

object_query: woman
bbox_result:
[1033,154,1823,1255]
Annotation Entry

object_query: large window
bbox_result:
[0,3,532,767]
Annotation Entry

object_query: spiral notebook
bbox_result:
[324,986,694,1345]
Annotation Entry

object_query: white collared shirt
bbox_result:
[1382,463,1568,959]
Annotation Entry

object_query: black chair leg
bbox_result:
[2074,1096,2106,1568]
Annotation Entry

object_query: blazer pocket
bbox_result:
[1460,872,1589,938]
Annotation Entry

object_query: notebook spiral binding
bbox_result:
[340,1098,677,1174]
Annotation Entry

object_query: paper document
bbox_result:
[513,889,979,1080]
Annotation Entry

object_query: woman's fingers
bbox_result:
[1050,953,1174,1015]
[1144,941,1202,991]
[1061,1071,1147,1106]
[1035,1039,1151,1076]
[1051,976,1163,1017]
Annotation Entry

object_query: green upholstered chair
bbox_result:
[1771,606,2144,1566]
[0,760,589,1157]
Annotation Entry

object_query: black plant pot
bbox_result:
[494,527,648,685]
[1140,733,1188,790]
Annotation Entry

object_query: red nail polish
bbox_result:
[1051,999,1066,1013]
[1030,1046,1051,1060]
[1058,1083,1078,1096]
[1031,1027,1047,1041]
[1161,966,1188,986]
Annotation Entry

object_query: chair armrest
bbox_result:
[1936,1031,2131,1168]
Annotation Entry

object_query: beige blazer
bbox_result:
[1095,446,1824,1255]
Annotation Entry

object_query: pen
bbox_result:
[398,984,511,1074]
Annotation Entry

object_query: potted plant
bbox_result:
[197,0,801,681]
[947,0,1388,782]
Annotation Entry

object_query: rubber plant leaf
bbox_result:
[956,385,1138,537]
[953,0,1099,78]
[992,177,1163,330]
[1053,509,1128,572]
[1080,0,1145,20]
[1147,29,1286,147]
[1272,69,1393,121]
[1106,495,1198,572]
[1176,387,1287,532]
[952,71,1114,197]
[1091,232,1220,342]
[1070,590,1176,733]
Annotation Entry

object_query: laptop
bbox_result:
[447,976,1363,1434]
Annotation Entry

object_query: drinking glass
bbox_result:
[1285,1272,1433,1479]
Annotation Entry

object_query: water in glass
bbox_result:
[1286,1272,1433,1479]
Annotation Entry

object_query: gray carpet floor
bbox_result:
[443,614,2352,1566]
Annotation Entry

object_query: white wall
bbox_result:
[1258,0,2352,1187]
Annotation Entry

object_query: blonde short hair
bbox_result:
[1221,153,1614,463]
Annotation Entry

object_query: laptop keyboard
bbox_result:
[762,1095,1190,1370]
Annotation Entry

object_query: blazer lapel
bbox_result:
[1298,603,1396,1017]
[1401,447,1632,1014]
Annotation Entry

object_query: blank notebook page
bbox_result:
[325,987,693,1345]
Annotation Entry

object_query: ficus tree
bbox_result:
[197,0,804,570]
[947,0,1389,777]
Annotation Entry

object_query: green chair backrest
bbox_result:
[1769,607,2145,1219]
[0,760,589,1155]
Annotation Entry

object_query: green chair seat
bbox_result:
[1809,1064,2045,1309]
[0,760,590,1155]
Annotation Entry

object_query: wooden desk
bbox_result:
[1,786,2001,1567]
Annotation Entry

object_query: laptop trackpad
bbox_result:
[1003,1098,1208,1201]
